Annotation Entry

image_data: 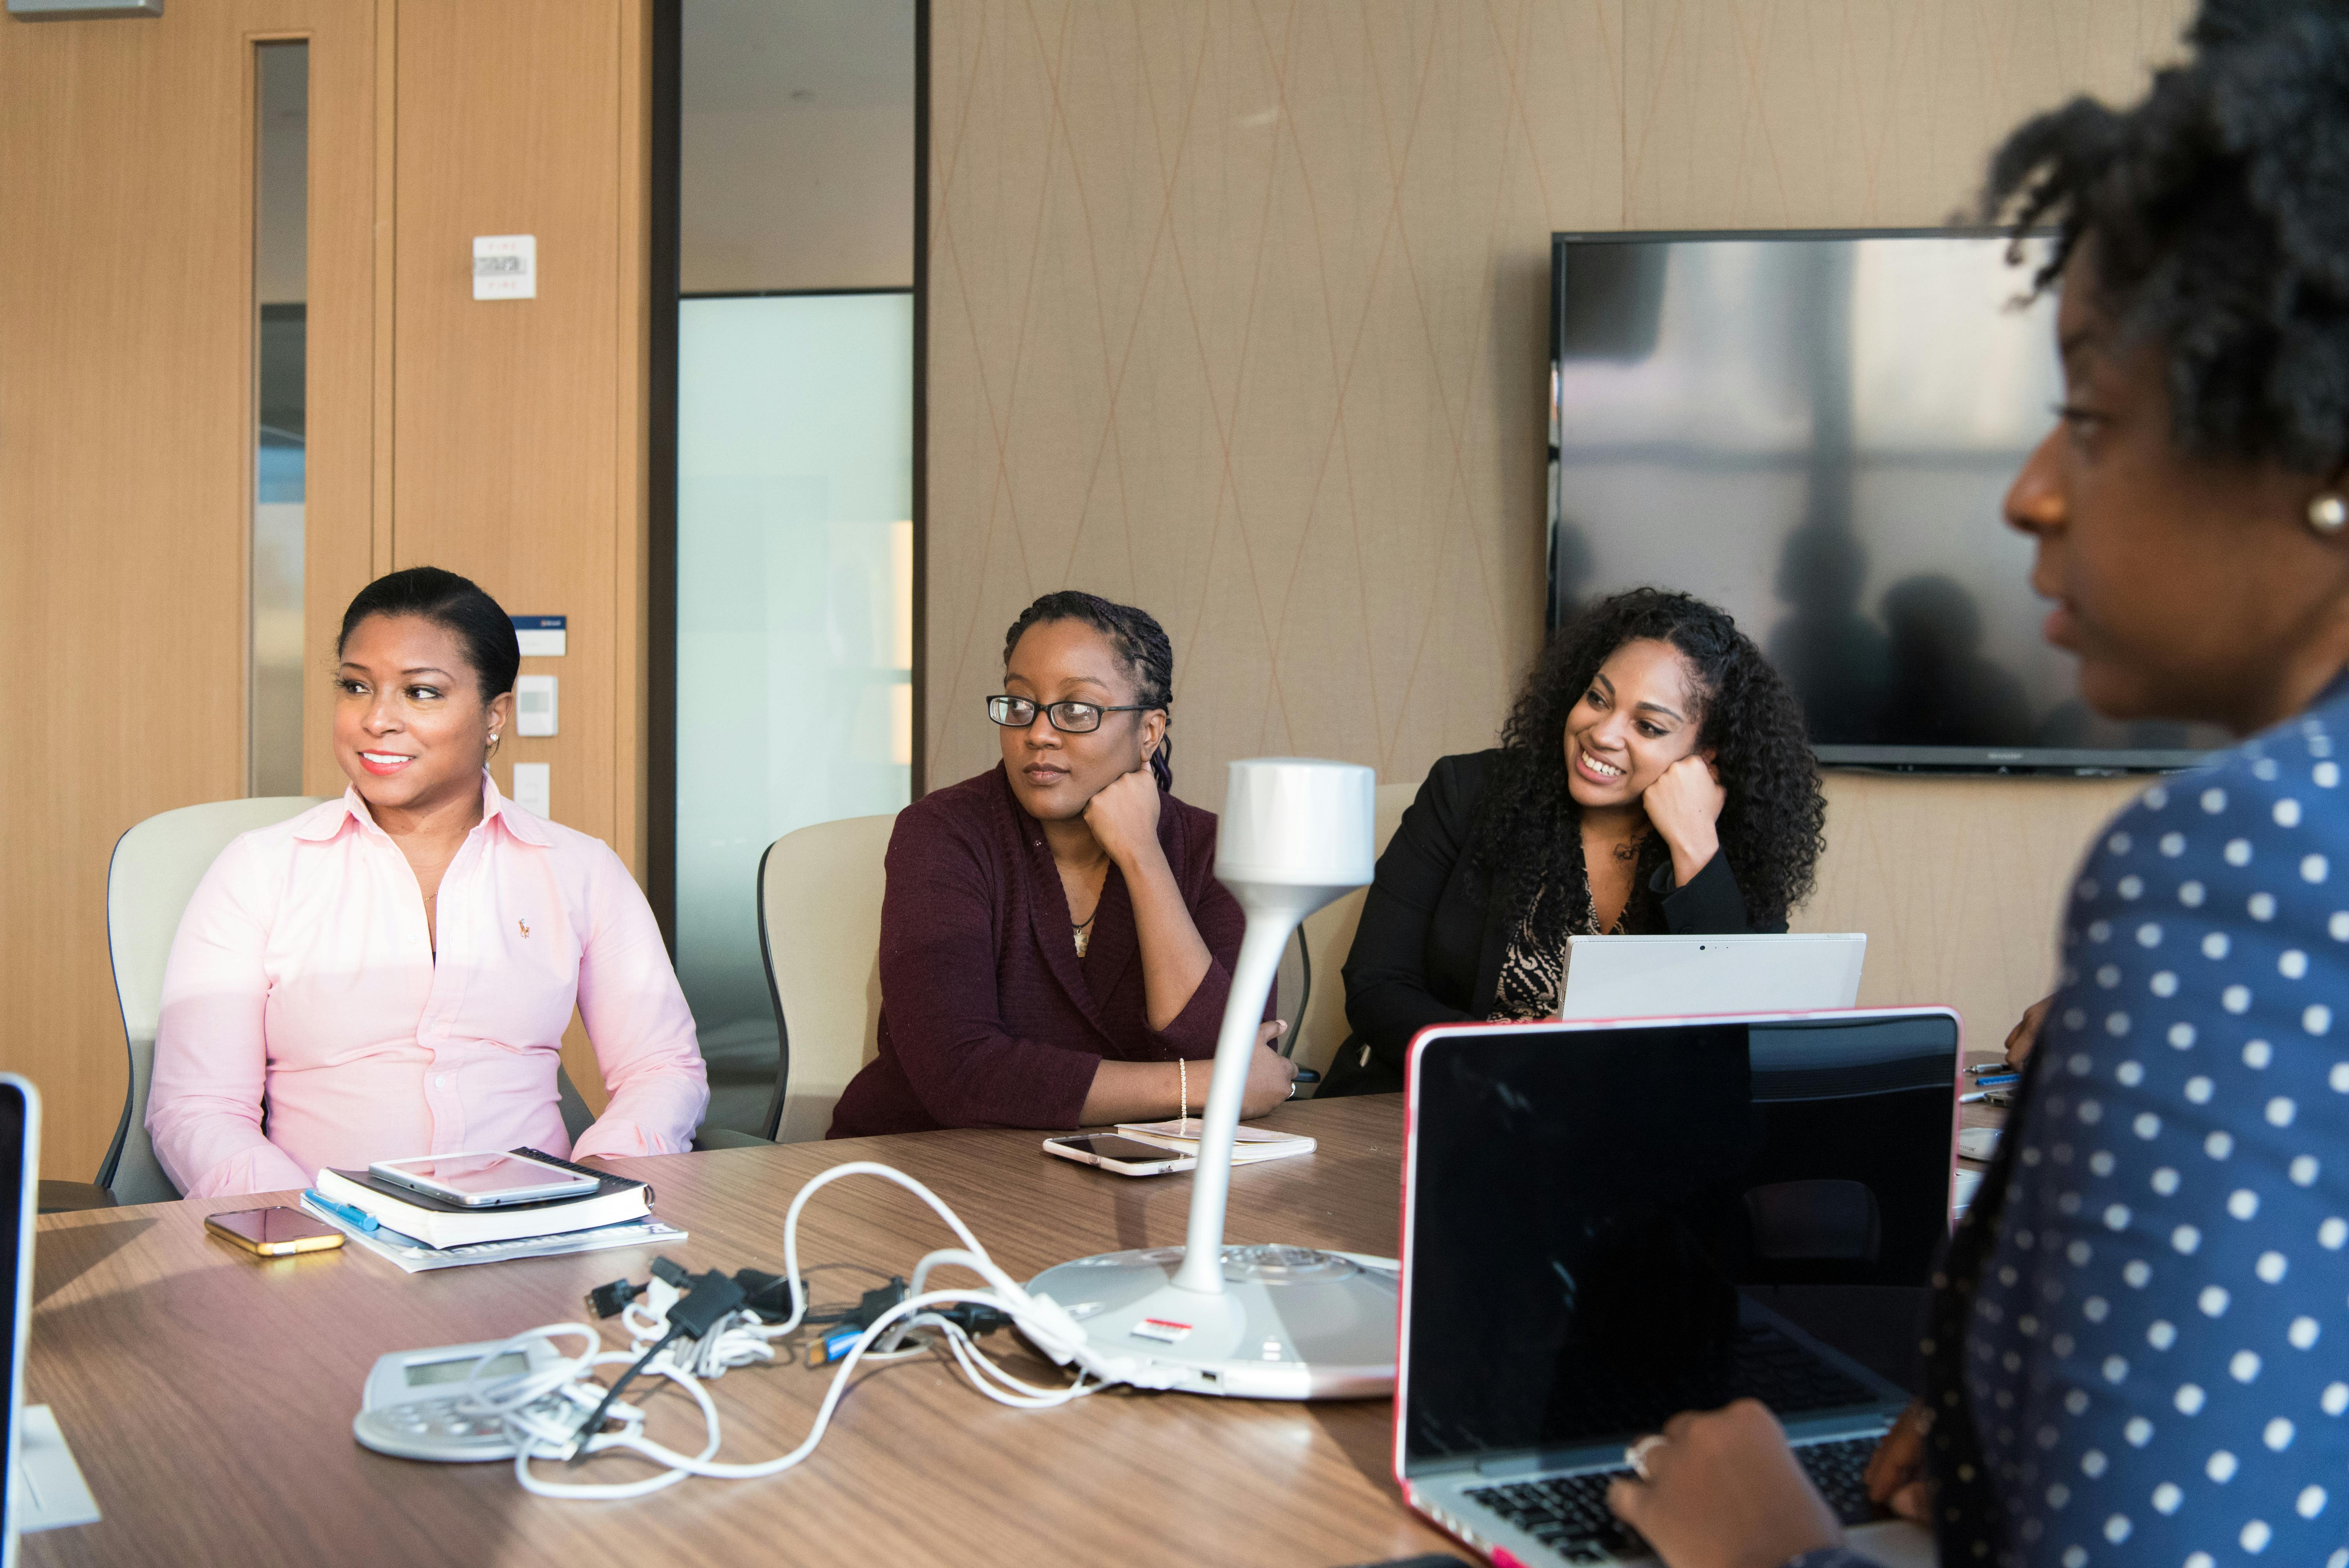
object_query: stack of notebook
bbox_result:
[311,1148,655,1249]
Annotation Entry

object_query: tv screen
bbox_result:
[1548,230,2225,772]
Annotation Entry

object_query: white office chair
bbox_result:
[1280,780,1418,1083]
[103,796,329,1205]
[756,813,899,1144]
[104,795,601,1203]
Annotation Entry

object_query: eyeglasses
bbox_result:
[986,695,1153,733]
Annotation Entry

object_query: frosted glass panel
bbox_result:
[251,42,306,796]
[676,292,913,1135]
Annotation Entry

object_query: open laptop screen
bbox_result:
[1403,1014,1956,1469]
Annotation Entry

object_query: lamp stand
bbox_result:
[1026,850,1397,1401]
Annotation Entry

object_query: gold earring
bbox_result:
[2309,492,2348,535]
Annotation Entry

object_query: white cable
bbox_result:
[442,1161,1116,1499]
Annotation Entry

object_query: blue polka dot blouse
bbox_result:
[1793,681,2349,1568]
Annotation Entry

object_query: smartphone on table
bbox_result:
[205,1207,346,1257]
[367,1151,599,1208]
[1042,1134,1197,1177]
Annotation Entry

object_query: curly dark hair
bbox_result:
[1469,588,1825,948]
[1002,590,1177,789]
[1983,0,2349,472]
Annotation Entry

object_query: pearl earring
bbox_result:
[488,732,500,744]
[2309,492,2349,536]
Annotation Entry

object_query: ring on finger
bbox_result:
[1624,1433,1667,1481]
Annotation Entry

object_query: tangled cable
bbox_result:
[445,1162,1102,1499]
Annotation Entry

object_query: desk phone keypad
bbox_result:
[1464,1434,1880,1563]
[353,1393,569,1462]
[376,1397,507,1445]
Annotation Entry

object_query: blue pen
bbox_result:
[304,1189,379,1233]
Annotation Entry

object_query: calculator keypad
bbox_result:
[355,1395,549,1461]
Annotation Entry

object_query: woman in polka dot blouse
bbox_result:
[1603,5,2349,1566]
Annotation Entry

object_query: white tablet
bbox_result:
[1556,932,1867,1021]
[367,1152,598,1208]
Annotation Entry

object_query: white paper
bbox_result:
[299,1196,683,1274]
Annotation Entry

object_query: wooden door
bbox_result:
[0,2,378,1180]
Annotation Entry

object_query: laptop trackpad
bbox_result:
[1846,1519,1935,1566]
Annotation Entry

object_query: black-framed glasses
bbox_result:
[986,695,1152,733]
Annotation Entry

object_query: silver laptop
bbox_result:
[1397,1010,1954,1566]
[0,1078,98,1561]
[1557,933,1866,1021]
[0,1077,32,1568]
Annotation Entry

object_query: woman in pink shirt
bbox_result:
[147,568,708,1198]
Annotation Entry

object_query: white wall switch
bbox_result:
[472,234,536,300]
[510,762,551,820]
[515,674,558,737]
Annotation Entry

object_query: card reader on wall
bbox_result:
[515,675,558,737]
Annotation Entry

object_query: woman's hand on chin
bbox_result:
[1082,766,1165,868]
[1642,754,1725,883]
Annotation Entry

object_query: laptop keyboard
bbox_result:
[1462,1434,1881,1564]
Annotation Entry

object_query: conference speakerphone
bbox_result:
[354,1337,576,1463]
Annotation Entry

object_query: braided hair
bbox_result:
[1002,591,1176,789]
[1983,0,2349,474]
[1469,588,1825,951]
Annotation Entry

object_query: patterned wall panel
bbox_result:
[926,0,2192,801]
[925,0,2201,1045]
[927,0,1627,796]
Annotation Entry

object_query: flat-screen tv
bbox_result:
[1549,229,2225,773]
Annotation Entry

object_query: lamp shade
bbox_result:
[1214,758,1377,891]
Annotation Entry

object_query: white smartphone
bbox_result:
[1042,1134,1197,1177]
[367,1151,599,1208]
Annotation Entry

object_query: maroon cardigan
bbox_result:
[827,764,1263,1137]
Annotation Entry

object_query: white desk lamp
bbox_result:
[1027,758,1397,1399]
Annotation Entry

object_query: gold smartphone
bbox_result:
[204,1206,346,1257]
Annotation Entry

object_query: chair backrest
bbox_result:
[757,812,900,1143]
[1282,780,1419,1077]
[104,796,329,1203]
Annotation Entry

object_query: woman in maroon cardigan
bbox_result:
[828,592,1296,1137]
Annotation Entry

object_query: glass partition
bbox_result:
[251,41,307,795]
[675,291,913,1134]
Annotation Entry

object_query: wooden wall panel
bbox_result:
[0,3,376,1180]
[1801,773,2145,1048]
[389,0,646,1112]
[2,0,650,1177]
[390,0,628,858]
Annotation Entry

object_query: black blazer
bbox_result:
[1322,748,1778,1096]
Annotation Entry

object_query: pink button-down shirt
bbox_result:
[147,775,709,1198]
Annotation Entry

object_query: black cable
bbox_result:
[567,1329,679,1463]
[568,1268,747,1463]
[1283,926,1312,1060]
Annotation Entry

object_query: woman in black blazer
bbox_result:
[1323,589,1827,1095]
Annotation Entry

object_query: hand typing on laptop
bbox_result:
[1605,1400,1844,1568]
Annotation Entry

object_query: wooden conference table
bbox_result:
[21,1095,1455,1568]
